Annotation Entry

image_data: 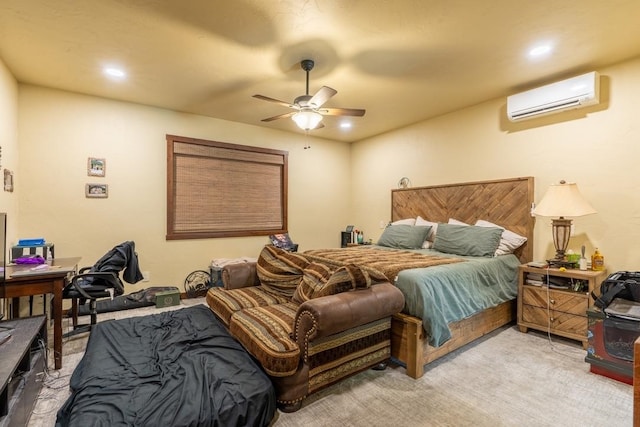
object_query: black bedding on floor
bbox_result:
[56,305,276,427]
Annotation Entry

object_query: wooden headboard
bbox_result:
[391,177,535,264]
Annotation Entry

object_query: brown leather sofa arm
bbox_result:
[221,262,260,290]
[293,282,405,349]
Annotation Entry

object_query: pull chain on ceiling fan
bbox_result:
[253,59,365,131]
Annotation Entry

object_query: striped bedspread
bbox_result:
[303,246,463,282]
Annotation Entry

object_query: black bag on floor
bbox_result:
[592,271,640,309]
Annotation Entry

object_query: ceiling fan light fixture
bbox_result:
[292,110,323,130]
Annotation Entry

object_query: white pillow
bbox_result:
[416,216,438,248]
[475,219,527,256]
[448,218,469,226]
[392,218,416,226]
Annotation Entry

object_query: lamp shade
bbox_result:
[533,181,596,217]
[292,110,323,130]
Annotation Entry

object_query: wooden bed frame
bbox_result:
[389,177,535,378]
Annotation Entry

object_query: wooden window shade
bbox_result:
[166,135,288,240]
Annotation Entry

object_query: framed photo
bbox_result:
[345,225,354,233]
[3,169,13,192]
[86,183,108,198]
[88,157,106,177]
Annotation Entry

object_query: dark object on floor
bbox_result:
[55,305,276,427]
[62,241,143,337]
[76,286,180,316]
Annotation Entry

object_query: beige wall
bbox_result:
[17,86,351,291]
[0,57,19,246]
[351,57,640,273]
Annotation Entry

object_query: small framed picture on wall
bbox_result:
[88,157,106,177]
[86,183,108,198]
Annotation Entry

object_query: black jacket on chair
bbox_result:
[88,240,144,285]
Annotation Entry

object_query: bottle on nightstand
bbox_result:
[592,248,605,271]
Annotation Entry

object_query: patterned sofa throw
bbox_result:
[257,245,310,299]
[292,262,385,304]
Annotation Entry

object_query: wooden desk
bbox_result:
[1,257,80,370]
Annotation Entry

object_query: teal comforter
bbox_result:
[392,248,520,347]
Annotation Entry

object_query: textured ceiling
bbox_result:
[1,0,640,142]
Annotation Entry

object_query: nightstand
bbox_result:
[517,265,608,348]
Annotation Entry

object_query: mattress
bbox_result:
[56,304,276,427]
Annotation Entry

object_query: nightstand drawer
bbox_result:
[521,286,588,315]
[522,305,588,336]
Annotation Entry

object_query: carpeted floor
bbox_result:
[29,300,633,427]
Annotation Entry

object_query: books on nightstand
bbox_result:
[525,272,580,290]
[526,272,545,286]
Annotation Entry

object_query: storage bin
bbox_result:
[155,290,181,308]
[11,243,55,262]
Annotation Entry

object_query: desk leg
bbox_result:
[53,277,63,370]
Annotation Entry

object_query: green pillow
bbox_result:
[433,223,502,257]
[377,225,431,249]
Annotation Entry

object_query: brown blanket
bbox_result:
[303,247,463,282]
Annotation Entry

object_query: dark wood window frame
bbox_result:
[166,134,288,240]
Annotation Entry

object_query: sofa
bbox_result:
[206,245,405,412]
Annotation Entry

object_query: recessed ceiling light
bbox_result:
[528,44,553,58]
[103,67,127,79]
[339,122,352,129]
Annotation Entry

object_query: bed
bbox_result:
[306,177,534,379]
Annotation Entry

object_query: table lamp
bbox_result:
[533,180,596,267]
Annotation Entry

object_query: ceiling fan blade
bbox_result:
[261,111,296,122]
[318,107,366,117]
[253,94,294,109]
[308,86,337,108]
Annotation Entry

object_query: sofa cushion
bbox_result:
[292,263,380,304]
[257,245,310,299]
[229,302,300,377]
[206,286,289,326]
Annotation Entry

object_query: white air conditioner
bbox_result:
[507,71,600,121]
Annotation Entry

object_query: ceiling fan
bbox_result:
[253,59,366,131]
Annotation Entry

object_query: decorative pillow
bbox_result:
[433,223,502,257]
[377,224,431,249]
[475,219,528,256]
[392,218,416,226]
[257,245,309,299]
[292,263,381,304]
[416,216,438,248]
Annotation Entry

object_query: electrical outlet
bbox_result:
[142,271,150,282]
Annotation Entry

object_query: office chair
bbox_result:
[63,241,143,337]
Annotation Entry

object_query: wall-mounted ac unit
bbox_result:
[507,71,600,122]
